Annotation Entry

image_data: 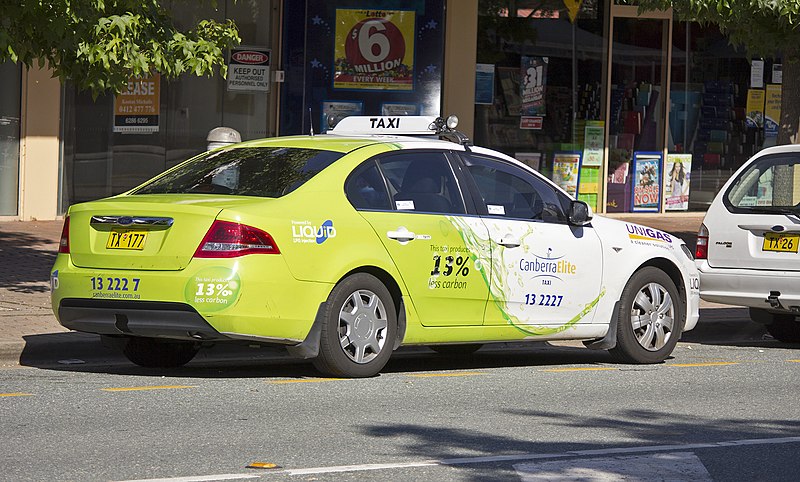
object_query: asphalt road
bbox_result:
[2,322,800,482]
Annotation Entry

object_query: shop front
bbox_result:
[43,0,779,218]
[472,0,777,214]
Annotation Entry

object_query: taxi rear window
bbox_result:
[132,147,343,197]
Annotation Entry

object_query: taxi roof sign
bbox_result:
[329,116,439,136]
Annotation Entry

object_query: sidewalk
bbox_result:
[0,213,736,366]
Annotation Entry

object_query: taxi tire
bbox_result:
[313,273,397,378]
[609,267,684,364]
[122,337,200,368]
[765,317,800,343]
[431,344,482,356]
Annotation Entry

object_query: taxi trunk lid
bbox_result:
[67,195,252,270]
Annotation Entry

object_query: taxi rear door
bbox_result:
[347,151,490,327]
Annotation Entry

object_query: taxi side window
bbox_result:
[378,153,466,214]
[346,161,392,210]
[465,155,567,223]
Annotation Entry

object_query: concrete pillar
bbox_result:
[20,66,61,220]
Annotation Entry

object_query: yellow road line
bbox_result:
[669,362,738,367]
[541,367,617,372]
[0,392,33,397]
[788,360,800,363]
[268,378,347,384]
[409,372,486,378]
[101,385,195,392]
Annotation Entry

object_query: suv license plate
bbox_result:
[106,230,148,250]
[762,232,799,253]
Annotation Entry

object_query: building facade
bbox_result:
[0,0,778,220]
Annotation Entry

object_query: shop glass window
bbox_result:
[0,61,21,216]
[60,0,275,212]
[474,0,606,212]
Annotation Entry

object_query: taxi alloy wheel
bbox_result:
[313,273,397,378]
[610,267,683,364]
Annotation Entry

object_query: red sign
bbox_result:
[231,51,270,65]
[520,116,543,130]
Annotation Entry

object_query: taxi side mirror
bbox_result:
[568,200,593,226]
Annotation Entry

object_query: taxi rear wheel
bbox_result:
[609,267,683,364]
[313,273,397,378]
[122,337,200,368]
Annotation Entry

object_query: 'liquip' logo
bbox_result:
[292,220,337,244]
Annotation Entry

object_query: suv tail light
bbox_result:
[194,220,280,258]
[695,223,709,259]
[58,216,70,254]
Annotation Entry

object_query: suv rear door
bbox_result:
[709,151,800,270]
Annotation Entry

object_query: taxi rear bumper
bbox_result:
[58,299,227,341]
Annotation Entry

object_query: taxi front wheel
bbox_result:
[609,267,684,364]
[313,273,397,378]
[122,337,200,368]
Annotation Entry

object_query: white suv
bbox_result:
[696,144,800,342]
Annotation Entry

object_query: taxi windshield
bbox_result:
[132,147,343,197]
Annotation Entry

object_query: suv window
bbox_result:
[725,154,800,212]
[376,152,467,214]
[463,154,568,222]
[133,147,343,197]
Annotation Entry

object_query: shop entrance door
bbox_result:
[605,8,672,213]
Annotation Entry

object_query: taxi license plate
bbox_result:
[106,230,147,250]
[762,232,799,253]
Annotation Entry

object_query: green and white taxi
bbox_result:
[51,116,700,377]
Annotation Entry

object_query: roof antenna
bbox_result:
[309,108,315,137]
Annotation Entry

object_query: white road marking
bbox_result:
[283,436,800,476]
[115,435,800,480]
[515,452,712,481]
[114,474,260,482]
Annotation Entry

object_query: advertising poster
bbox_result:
[632,152,662,212]
[227,47,270,92]
[515,152,541,171]
[664,154,692,211]
[764,84,781,138]
[552,152,581,197]
[333,9,415,91]
[113,74,160,134]
[381,102,419,116]
[321,100,363,132]
[746,89,765,128]
[750,59,764,88]
[475,63,495,105]
[520,56,547,116]
[582,120,605,166]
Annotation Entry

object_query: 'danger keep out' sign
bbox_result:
[228,48,271,92]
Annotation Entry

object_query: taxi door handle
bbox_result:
[496,236,521,248]
[387,229,416,243]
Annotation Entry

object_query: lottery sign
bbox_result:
[334,9,415,91]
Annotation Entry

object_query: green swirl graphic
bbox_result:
[448,216,605,336]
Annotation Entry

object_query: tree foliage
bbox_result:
[0,0,240,95]
[635,0,800,58]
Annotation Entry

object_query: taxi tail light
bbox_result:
[194,220,280,258]
[695,223,709,259]
[58,216,70,254]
